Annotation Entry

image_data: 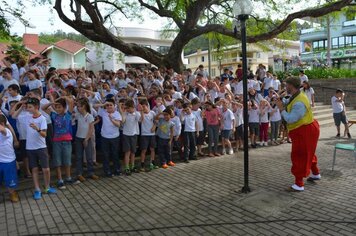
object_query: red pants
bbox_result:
[289,120,320,187]
[260,122,269,142]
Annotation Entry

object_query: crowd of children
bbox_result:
[0,57,311,202]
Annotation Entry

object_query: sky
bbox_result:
[8,0,164,36]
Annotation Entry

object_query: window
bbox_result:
[352,36,356,46]
[345,36,352,47]
[339,37,345,47]
[332,37,338,49]
[157,46,170,54]
[201,56,205,62]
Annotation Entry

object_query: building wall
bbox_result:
[48,48,72,69]
[74,51,87,69]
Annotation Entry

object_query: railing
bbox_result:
[301,27,325,34]
[343,19,356,27]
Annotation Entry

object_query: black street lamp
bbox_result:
[233,0,253,193]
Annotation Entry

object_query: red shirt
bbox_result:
[205,108,220,126]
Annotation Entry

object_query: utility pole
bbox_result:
[207,9,212,77]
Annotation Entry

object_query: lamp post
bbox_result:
[233,0,253,193]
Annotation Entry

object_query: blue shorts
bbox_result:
[0,161,18,189]
[221,130,232,139]
[52,141,72,167]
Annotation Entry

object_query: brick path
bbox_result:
[1,125,356,236]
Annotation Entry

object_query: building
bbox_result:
[300,13,356,69]
[0,34,88,69]
[184,40,300,77]
[86,27,182,71]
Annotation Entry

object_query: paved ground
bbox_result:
[1,125,356,236]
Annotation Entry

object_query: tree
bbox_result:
[0,0,27,38]
[48,0,355,72]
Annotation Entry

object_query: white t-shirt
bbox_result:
[232,81,243,95]
[40,98,52,124]
[0,78,19,90]
[300,75,308,83]
[26,114,47,150]
[0,128,16,163]
[272,79,281,91]
[221,109,235,130]
[123,111,141,136]
[260,107,270,123]
[301,88,314,105]
[11,64,20,81]
[233,108,244,127]
[98,108,122,138]
[263,77,273,90]
[75,112,95,138]
[331,96,344,113]
[172,91,182,99]
[248,108,260,123]
[270,107,281,122]
[7,94,22,104]
[207,89,218,102]
[26,79,42,90]
[192,109,204,132]
[140,111,156,136]
[17,110,31,140]
[182,113,197,132]
[171,116,181,137]
[62,79,77,88]
[152,104,166,114]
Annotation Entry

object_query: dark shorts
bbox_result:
[27,148,50,169]
[122,135,138,153]
[333,112,348,126]
[249,123,260,136]
[235,125,244,140]
[140,136,156,150]
[196,131,205,145]
[0,161,18,189]
[16,140,27,162]
[221,130,232,139]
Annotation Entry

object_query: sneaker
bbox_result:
[347,133,352,139]
[45,187,57,194]
[336,133,340,138]
[124,169,131,176]
[64,178,74,185]
[57,180,66,190]
[264,142,268,147]
[168,161,176,167]
[9,191,19,203]
[149,163,159,170]
[77,175,86,182]
[228,149,233,155]
[222,149,226,155]
[33,190,42,200]
[89,175,100,180]
[162,164,169,169]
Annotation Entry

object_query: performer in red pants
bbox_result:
[276,77,321,192]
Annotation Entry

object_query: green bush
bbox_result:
[304,68,356,80]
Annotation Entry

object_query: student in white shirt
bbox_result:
[191,98,205,157]
[259,99,271,146]
[269,97,282,145]
[25,97,57,200]
[301,81,315,107]
[96,98,122,177]
[20,70,42,96]
[248,100,260,148]
[220,99,235,155]
[74,99,99,183]
[138,100,158,171]
[331,89,351,138]
[0,68,19,91]
[232,102,244,152]
[0,114,19,202]
[180,103,198,162]
[120,99,141,175]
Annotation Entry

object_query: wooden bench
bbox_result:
[349,120,356,128]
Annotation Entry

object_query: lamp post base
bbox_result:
[241,186,251,193]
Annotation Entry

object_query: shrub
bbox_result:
[305,68,356,80]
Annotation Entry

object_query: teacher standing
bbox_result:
[276,77,321,192]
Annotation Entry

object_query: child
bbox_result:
[269,97,281,145]
[25,97,57,200]
[232,102,244,152]
[152,96,166,114]
[74,98,99,183]
[220,99,235,155]
[42,96,74,189]
[20,70,43,96]
[121,99,141,175]
[168,107,182,161]
[191,98,205,156]
[259,99,270,146]
[155,109,174,168]
[204,101,220,157]
[332,89,351,138]
[181,103,198,162]
[96,98,122,177]
[138,100,158,172]
[0,114,19,202]
[248,100,260,148]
